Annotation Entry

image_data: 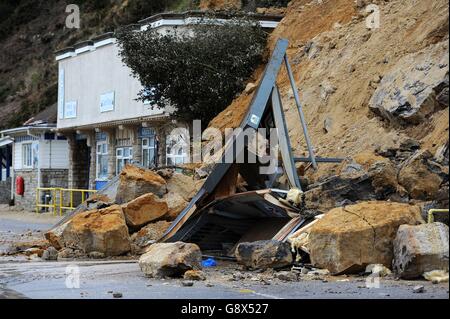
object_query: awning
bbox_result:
[0,137,13,148]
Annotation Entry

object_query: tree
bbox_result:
[116,15,266,127]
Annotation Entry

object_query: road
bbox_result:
[0,207,449,299]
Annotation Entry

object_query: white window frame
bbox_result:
[22,143,33,169]
[64,100,77,118]
[96,141,108,180]
[100,91,115,112]
[141,137,157,168]
[116,147,133,175]
[166,134,188,166]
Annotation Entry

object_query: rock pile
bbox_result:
[44,164,201,258]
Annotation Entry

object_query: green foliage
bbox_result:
[116,16,266,126]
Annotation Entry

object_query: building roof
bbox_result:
[55,10,283,61]
[23,103,57,126]
[0,123,56,137]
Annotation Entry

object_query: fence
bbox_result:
[36,187,97,216]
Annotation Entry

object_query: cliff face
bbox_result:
[209,0,449,184]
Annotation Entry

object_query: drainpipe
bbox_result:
[27,129,41,189]
[10,142,15,202]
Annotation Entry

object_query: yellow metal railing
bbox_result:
[36,187,97,216]
[427,209,449,223]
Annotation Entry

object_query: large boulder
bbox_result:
[235,240,293,270]
[393,222,449,279]
[62,205,131,256]
[121,193,168,229]
[163,192,189,221]
[115,164,167,204]
[138,242,202,278]
[309,201,424,274]
[398,150,445,200]
[369,41,448,125]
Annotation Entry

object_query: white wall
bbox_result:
[57,42,166,130]
[13,139,69,170]
[40,139,69,169]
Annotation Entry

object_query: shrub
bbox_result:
[116,15,267,127]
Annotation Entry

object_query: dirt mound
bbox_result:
[208,0,449,186]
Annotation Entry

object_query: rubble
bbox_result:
[393,222,449,279]
[121,193,169,229]
[131,221,172,250]
[308,201,424,274]
[235,240,293,270]
[183,270,206,281]
[41,246,58,261]
[115,164,167,204]
[44,221,69,250]
[61,205,131,256]
[138,242,202,278]
[413,285,425,293]
[398,150,445,200]
[365,264,392,277]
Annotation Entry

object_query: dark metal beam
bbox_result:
[294,157,345,163]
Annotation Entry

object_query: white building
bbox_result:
[55,11,282,190]
[0,105,70,210]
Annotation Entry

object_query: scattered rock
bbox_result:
[139,242,202,278]
[274,271,298,282]
[309,201,424,274]
[235,240,293,270]
[183,270,206,281]
[181,281,194,287]
[88,251,105,259]
[413,285,425,293]
[62,205,131,256]
[319,81,337,102]
[57,248,75,259]
[393,222,449,279]
[41,246,58,261]
[115,164,167,204]
[365,264,392,277]
[121,193,169,229]
[112,292,123,298]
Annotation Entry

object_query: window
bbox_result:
[142,137,157,168]
[64,101,77,118]
[22,143,32,168]
[96,141,108,180]
[116,147,133,175]
[166,134,188,166]
[100,91,115,112]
